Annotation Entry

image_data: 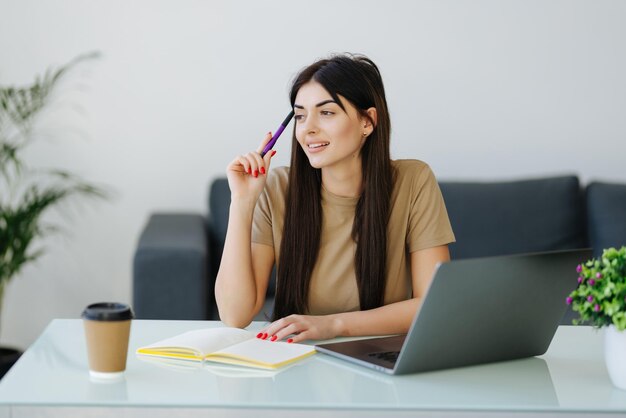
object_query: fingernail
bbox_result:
[247,167,251,174]
[253,169,258,177]
[256,332,263,339]
[260,167,265,175]
[267,131,272,136]
[270,335,277,342]
[271,150,277,156]
[262,333,268,340]
[287,338,294,343]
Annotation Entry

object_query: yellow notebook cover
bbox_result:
[136,327,315,370]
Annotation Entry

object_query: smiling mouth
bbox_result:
[308,142,329,149]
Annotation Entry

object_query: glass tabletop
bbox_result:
[0,319,625,413]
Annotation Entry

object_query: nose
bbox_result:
[298,113,318,135]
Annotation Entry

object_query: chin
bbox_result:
[306,156,325,169]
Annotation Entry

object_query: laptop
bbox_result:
[315,249,591,375]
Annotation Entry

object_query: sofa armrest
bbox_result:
[133,213,210,319]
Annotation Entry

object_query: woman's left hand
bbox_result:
[258,314,342,343]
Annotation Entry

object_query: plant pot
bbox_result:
[605,325,626,390]
[0,347,22,379]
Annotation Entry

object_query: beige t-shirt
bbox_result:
[252,159,455,315]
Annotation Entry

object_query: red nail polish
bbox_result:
[270,335,277,342]
[287,338,294,343]
[260,167,265,175]
[271,150,277,156]
[256,332,263,338]
[262,333,268,340]
[253,169,258,177]
[247,167,251,174]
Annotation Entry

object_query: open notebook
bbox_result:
[136,327,316,370]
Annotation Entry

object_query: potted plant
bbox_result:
[567,246,626,390]
[0,52,107,378]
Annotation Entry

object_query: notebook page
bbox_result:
[208,338,316,368]
[140,327,254,356]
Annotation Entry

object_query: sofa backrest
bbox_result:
[210,175,590,267]
[208,178,230,281]
[439,176,588,259]
[586,181,626,257]
[207,174,626,326]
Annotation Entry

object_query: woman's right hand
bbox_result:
[226,132,277,202]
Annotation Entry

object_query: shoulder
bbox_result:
[391,159,436,190]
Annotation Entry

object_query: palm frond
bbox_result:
[0,52,100,132]
[0,142,23,178]
[0,179,106,284]
[0,51,101,180]
[0,51,107,288]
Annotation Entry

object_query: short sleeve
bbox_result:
[251,167,290,248]
[252,187,275,247]
[407,164,456,252]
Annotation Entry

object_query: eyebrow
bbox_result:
[293,99,337,109]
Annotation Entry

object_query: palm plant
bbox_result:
[0,52,107,327]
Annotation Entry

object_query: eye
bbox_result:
[294,114,305,121]
[321,110,334,116]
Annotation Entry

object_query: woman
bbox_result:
[215,54,455,343]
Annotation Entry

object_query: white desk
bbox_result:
[0,319,625,417]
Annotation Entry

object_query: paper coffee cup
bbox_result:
[82,302,134,379]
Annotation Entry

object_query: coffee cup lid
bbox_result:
[82,302,134,321]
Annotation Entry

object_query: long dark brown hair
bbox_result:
[272,54,394,320]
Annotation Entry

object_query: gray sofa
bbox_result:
[132,174,626,323]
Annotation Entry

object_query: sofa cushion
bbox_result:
[439,176,587,260]
[586,181,626,257]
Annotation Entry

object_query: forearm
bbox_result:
[262,297,421,343]
[262,247,449,342]
[215,198,259,327]
[331,298,420,337]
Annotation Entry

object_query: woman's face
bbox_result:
[293,81,371,171]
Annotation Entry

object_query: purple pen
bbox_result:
[260,110,295,157]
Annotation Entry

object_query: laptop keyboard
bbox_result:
[367,350,400,364]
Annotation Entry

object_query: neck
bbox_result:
[321,159,363,198]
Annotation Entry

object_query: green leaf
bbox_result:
[613,312,626,332]
[568,246,626,329]
[0,51,106,288]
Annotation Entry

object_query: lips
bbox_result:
[307,142,329,150]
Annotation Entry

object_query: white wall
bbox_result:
[0,0,624,348]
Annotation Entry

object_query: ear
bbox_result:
[363,107,377,136]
